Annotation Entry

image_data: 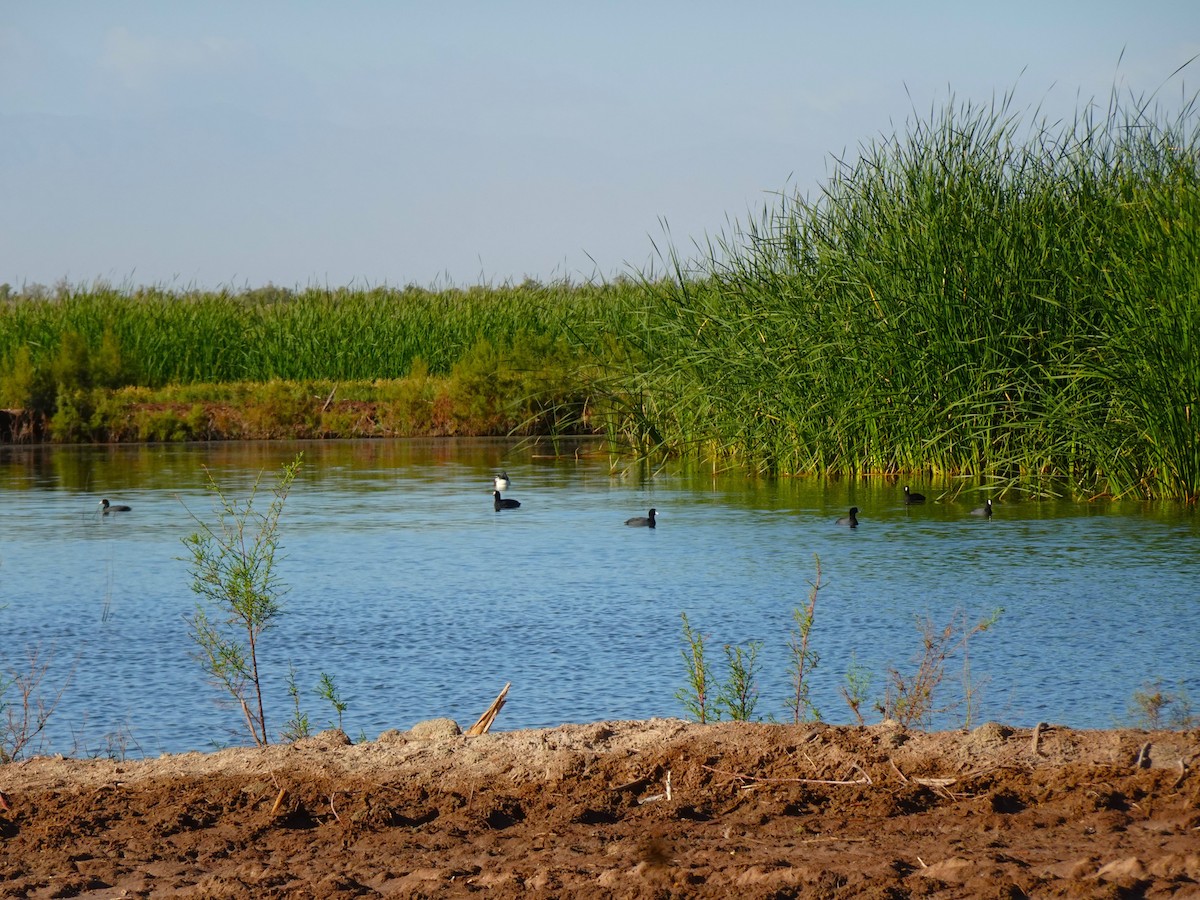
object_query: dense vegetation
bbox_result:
[2,89,1197,500]
[605,89,1200,501]
[0,280,642,442]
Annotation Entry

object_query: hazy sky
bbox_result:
[3,2,1197,290]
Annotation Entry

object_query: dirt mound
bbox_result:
[1,720,1198,898]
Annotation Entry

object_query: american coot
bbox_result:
[904,486,926,505]
[970,499,994,517]
[625,508,656,528]
[835,507,859,527]
[493,490,520,510]
[99,499,131,514]
[493,472,511,491]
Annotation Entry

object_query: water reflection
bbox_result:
[1,438,1198,757]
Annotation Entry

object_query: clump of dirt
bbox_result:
[1,719,1197,898]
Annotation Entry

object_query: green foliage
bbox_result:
[676,612,716,723]
[676,614,765,723]
[279,668,349,741]
[0,344,53,411]
[879,608,1003,728]
[715,640,762,722]
[48,388,85,441]
[50,331,91,394]
[131,403,209,442]
[840,654,873,727]
[93,328,131,389]
[281,663,312,742]
[182,454,303,746]
[588,86,1200,499]
[241,380,320,437]
[0,280,638,388]
[1128,678,1197,730]
[0,281,617,441]
[316,672,348,732]
[786,556,822,723]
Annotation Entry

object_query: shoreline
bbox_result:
[2,719,1196,897]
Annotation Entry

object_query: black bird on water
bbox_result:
[904,486,926,505]
[625,508,657,528]
[970,499,994,518]
[99,499,131,514]
[493,490,520,510]
[835,507,859,528]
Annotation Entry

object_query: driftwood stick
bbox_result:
[321,384,338,412]
[1030,722,1048,756]
[466,682,511,736]
[637,771,674,804]
[270,787,287,816]
[1134,742,1152,769]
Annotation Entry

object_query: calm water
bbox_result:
[1,438,1197,757]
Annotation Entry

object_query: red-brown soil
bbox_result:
[1,719,1197,898]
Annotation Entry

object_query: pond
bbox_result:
[1,438,1197,757]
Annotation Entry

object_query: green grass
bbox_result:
[0,280,641,387]
[598,85,1200,500]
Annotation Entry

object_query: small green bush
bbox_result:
[182,454,303,747]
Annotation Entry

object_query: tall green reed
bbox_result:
[0,280,641,389]
[594,80,1200,500]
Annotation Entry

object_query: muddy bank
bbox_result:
[1,720,1198,898]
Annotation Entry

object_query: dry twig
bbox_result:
[1029,722,1048,756]
[466,683,511,736]
[1134,742,1152,769]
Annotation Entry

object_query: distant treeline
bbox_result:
[3,89,1198,500]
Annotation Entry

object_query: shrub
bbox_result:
[182,454,303,746]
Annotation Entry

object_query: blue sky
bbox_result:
[2,3,1197,290]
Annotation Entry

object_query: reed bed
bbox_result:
[0,280,639,386]
[606,87,1200,501]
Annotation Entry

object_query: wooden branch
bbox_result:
[239,697,265,747]
[1030,722,1048,756]
[639,769,674,804]
[466,682,511,736]
[1134,742,1152,769]
[321,385,338,412]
